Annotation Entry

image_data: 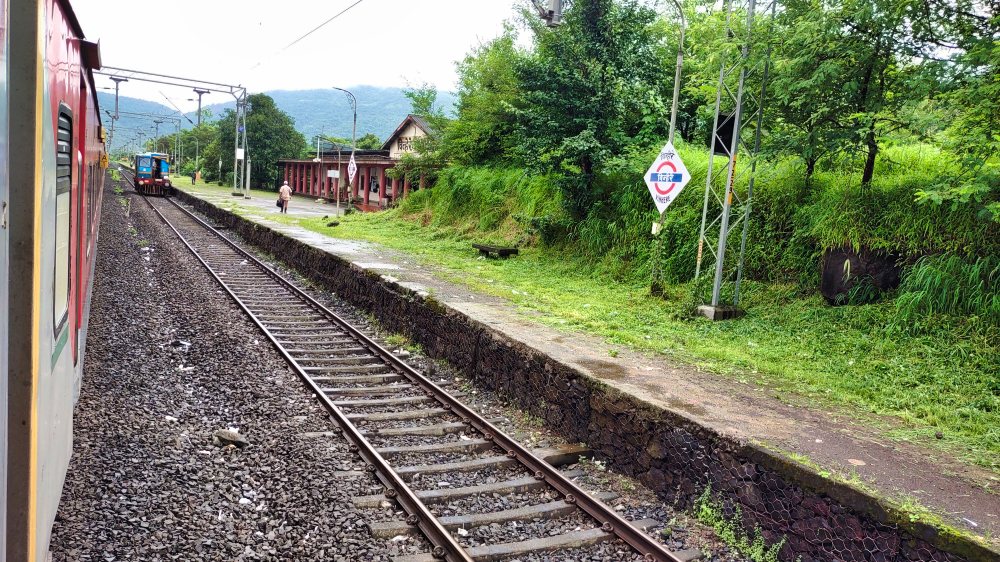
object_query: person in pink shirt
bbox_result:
[278,181,292,213]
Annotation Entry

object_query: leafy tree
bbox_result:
[919,5,1000,221]
[208,93,306,189]
[389,84,450,186]
[511,0,667,220]
[768,0,967,186]
[443,26,524,165]
[355,132,383,150]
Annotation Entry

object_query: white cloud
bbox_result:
[74,0,519,110]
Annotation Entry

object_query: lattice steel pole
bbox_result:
[695,0,776,318]
[233,91,249,197]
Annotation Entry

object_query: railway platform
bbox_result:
[174,182,1000,562]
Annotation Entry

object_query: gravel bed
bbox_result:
[457,510,598,548]
[48,184,425,561]
[354,415,468,432]
[430,489,562,517]
[388,448,508,469]
[170,200,751,561]
[366,429,482,448]
[407,466,536,493]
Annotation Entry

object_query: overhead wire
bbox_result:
[159,91,196,125]
[249,0,368,71]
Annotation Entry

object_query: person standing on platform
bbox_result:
[279,181,292,213]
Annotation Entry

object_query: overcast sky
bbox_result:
[73,0,522,111]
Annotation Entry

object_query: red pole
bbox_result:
[378,166,387,208]
[363,167,371,206]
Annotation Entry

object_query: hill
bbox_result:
[201,86,457,142]
[96,92,183,146]
[98,86,456,149]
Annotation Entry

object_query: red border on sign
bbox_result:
[654,161,679,195]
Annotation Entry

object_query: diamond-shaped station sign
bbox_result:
[347,154,358,183]
[644,141,691,214]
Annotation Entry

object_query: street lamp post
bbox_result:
[331,86,357,211]
[663,0,685,145]
[193,88,210,128]
[153,119,163,151]
[652,0,687,292]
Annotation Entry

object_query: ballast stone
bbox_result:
[212,429,250,449]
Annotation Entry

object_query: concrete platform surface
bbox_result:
[178,185,1000,550]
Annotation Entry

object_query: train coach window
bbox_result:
[54,106,72,334]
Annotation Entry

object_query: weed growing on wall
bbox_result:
[693,487,790,562]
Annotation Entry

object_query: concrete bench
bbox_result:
[472,244,519,259]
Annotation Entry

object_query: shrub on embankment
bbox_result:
[398,142,1000,312]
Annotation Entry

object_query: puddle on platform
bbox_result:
[663,395,709,417]
[576,358,629,381]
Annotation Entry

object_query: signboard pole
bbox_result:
[665,0,685,146]
[650,0,685,293]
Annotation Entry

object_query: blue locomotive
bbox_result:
[133,151,173,195]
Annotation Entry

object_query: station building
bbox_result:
[278,114,433,211]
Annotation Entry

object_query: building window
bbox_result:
[54,106,72,334]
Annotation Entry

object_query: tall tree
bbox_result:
[208,93,306,189]
[512,0,666,219]
[355,133,383,150]
[923,4,1000,221]
[443,26,524,165]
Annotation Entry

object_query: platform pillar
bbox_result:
[378,166,387,208]
[363,167,371,206]
[419,175,426,190]
[283,164,289,185]
[403,176,410,197]
[391,175,399,203]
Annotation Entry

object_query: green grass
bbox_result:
[694,487,788,562]
[178,181,1000,473]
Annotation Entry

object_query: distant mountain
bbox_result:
[201,86,457,142]
[96,92,185,146]
[98,86,456,149]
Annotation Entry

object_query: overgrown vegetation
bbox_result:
[895,255,1000,328]
[694,488,788,562]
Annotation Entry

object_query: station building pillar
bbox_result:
[362,167,371,206]
[378,166,387,207]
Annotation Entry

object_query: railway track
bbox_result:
[125,174,686,562]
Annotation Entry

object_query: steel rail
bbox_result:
[126,174,470,562]
[127,176,682,561]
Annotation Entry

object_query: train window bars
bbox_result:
[54,104,73,336]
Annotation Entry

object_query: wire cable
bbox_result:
[249,0,367,70]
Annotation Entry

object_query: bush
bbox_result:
[392,142,1000,317]
[895,255,1000,327]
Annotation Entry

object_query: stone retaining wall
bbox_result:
[176,190,996,562]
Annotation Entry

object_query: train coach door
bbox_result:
[0,0,10,555]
